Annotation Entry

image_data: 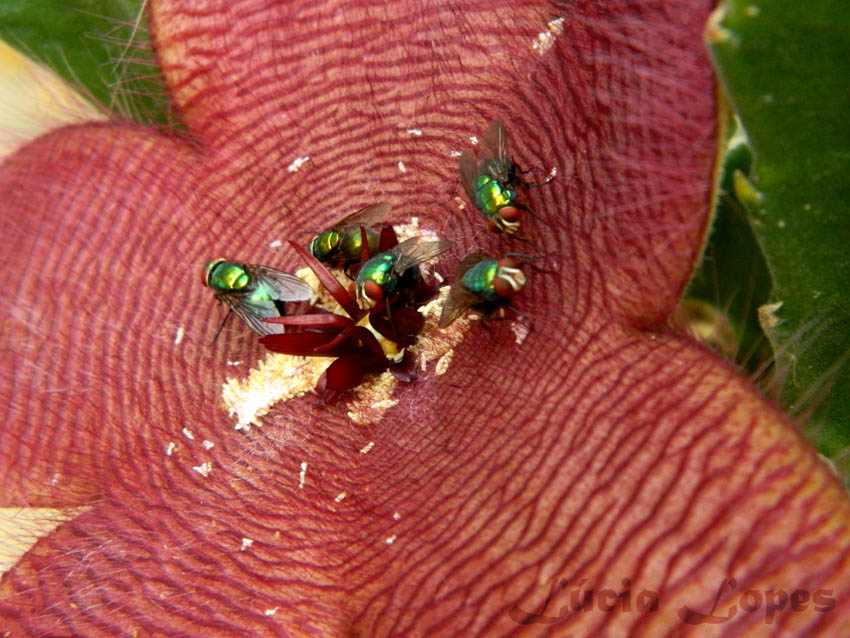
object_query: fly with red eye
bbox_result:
[439,252,544,330]
[260,224,452,401]
[459,120,553,238]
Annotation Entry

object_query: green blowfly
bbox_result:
[439,252,530,328]
[309,202,391,267]
[355,236,453,306]
[459,120,551,236]
[203,259,314,339]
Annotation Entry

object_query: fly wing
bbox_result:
[480,120,509,163]
[439,285,480,328]
[216,292,284,336]
[438,252,490,327]
[252,266,314,302]
[391,237,454,274]
[456,251,492,275]
[459,151,480,203]
[332,202,391,232]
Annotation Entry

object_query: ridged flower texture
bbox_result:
[1,1,849,636]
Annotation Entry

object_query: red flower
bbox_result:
[1,1,848,635]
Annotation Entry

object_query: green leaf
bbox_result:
[685,114,773,374]
[0,0,175,126]
[709,0,850,477]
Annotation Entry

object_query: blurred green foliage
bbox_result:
[0,0,174,126]
[703,0,850,479]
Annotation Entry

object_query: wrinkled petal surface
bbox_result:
[1,1,849,636]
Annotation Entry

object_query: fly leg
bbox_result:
[504,252,558,275]
[517,203,549,225]
[515,164,555,188]
[210,309,233,345]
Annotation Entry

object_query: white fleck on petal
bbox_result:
[385,535,397,544]
[469,136,478,144]
[406,128,423,136]
[240,538,254,551]
[287,156,310,172]
[299,461,307,489]
[359,441,375,454]
[269,239,283,249]
[165,442,177,456]
[226,360,242,366]
[264,607,279,617]
[182,428,195,440]
[334,492,347,503]
[222,351,332,430]
[532,31,555,55]
[202,440,215,450]
[193,462,212,477]
[449,150,462,157]
[532,17,566,56]
[173,326,184,345]
[512,321,531,345]
[435,349,454,376]
[398,160,407,173]
[392,512,401,520]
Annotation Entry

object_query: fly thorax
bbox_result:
[475,175,516,215]
[311,230,341,261]
[461,260,499,300]
[209,261,251,292]
[340,227,379,261]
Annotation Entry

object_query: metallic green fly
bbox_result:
[203,259,314,339]
[308,202,391,267]
[438,252,530,328]
[459,120,551,236]
[355,236,453,306]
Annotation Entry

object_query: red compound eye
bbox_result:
[364,280,384,301]
[498,206,521,222]
[493,276,515,298]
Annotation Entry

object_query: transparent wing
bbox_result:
[216,292,284,336]
[480,120,509,163]
[438,252,490,327]
[331,202,391,232]
[251,265,314,302]
[456,251,492,275]
[390,237,454,274]
[439,286,480,328]
[459,151,480,203]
